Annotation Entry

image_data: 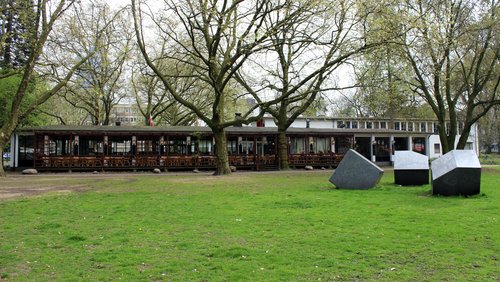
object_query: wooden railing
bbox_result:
[34,153,343,171]
[288,154,344,167]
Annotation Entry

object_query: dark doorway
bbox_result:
[394,137,408,151]
[373,137,390,162]
[355,137,371,159]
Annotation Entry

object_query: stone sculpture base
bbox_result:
[394,169,429,186]
[432,168,481,196]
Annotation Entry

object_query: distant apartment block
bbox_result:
[110,104,142,125]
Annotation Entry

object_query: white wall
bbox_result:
[262,117,333,129]
[309,120,333,129]
[261,116,479,158]
[428,128,479,159]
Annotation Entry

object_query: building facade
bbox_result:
[109,104,142,126]
[255,116,479,161]
[7,116,478,171]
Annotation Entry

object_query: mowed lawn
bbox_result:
[1,169,499,281]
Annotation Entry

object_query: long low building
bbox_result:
[7,116,478,171]
[8,125,352,171]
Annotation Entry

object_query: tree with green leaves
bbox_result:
[0,0,113,176]
[235,0,384,169]
[0,0,34,69]
[350,48,422,118]
[399,0,499,153]
[60,1,133,126]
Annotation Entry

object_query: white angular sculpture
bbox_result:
[329,149,384,189]
[431,150,481,196]
[393,151,429,186]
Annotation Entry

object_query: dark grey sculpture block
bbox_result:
[329,149,384,189]
[393,151,429,186]
[431,150,481,196]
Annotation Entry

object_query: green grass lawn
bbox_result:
[1,169,499,281]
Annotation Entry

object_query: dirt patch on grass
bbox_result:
[0,184,90,200]
[0,173,112,200]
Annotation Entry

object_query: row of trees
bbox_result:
[0,0,498,176]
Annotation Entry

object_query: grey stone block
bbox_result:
[329,149,384,189]
[22,168,38,175]
[393,151,429,186]
[431,150,481,196]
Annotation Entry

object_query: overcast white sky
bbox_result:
[107,0,131,8]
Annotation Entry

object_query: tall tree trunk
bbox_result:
[277,129,289,170]
[0,122,17,177]
[213,128,231,175]
[446,134,456,153]
[437,121,451,154]
[0,143,5,177]
[456,125,472,150]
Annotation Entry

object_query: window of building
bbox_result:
[465,142,473,150]
[345,121,351,128]
[311,137,330,154]
[394,122,400,130]
[434,143,441,154]
[227,138,238,155]
[110,137,132,155]
[401,122,407,131]
[366,122,372,129]
[337,121,345,128]
[433,122,439,134]
[168,138,187,155]
[48,137,71,156]
[408,122,413,131]
[380,122,387,129]
[290,137,305,154]
[137,139,158,154]
[239,137,254,155]
[79,137,103,155]
[197,139,213,154]
[420,122,426,132]
[352,121,358,129]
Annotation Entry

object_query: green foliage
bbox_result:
[0,0,35,68]
[0,74,51,127]
[0,170,499,280]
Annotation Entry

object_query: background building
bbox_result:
[256,115,479,163]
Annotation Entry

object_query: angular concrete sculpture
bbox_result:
[393,151,429,186]
[329,149,384,189]
[431,150,481,196]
